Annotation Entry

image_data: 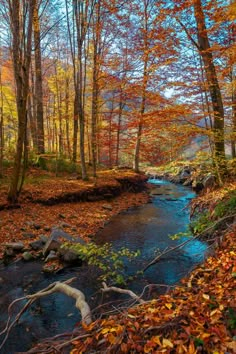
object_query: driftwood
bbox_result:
[0,278,92,351]
[101,282,145,304]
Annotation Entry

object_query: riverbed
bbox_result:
[0,179,207,353]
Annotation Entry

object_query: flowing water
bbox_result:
[0,179,207,353]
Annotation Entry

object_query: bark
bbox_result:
[193,0,226,173]
[8,0,36,203]
[133,0,149,173]
[33,3,45,154]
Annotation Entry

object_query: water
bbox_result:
[0,179,207,353]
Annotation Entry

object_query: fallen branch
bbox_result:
[0,278,92,352]
[27,280,92,325]
[143,213,236,272]
[101,282,145,304]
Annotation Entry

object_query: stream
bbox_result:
[0,179,207,353]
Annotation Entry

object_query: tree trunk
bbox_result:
[193,0,226,174]
[33,3,44,154]
[8,0,36,203]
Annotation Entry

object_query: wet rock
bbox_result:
[43,228,85,256]
[42,264,56,273]
[5,242,24,251]
[87,195,104,202]
[22,252,34,261]
[29,239,45,251]
[45,250,58,262]
[61,249,80,264]
[102,204,113,211]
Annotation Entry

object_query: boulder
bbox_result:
[43,228,85,256]
[5,242,24,251]
[29,239,45,251]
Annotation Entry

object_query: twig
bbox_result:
[143,213,236,272]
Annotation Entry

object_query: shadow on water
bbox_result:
[0,179,207,353]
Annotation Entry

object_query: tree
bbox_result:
[33,0,45,154]
[7,0,36,202]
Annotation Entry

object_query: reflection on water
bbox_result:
[0,179,207,353]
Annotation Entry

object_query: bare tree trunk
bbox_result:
[0,58,4,178]
[33,2,44,154]
[8,0,36,203]
[193,0,226,175]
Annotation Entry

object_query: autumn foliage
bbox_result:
[70,225,236,353]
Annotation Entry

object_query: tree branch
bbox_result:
[101,282,145,304]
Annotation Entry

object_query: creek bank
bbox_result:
[146,166,216,193]
[0,173,150,265]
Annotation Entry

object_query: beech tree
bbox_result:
[7,0,36,202]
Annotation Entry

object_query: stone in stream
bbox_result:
[22,252,34,261]
[43,228,85,257]
[45,250,58,262]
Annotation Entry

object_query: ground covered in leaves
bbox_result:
[68,223,236,354]
[0,168,149,258]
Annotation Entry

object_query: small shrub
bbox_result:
[213,191,236,218]
[190,211,214,234]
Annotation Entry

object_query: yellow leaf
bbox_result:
[165,303,172,309]
[202,293,210,300]
[127,314,136,318]
[162,338,174,348]
[107,333,116,344]
[152,336,161,345]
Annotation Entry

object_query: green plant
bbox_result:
[190,211,214,234]
[213,191,236,218]
[65,242,140,285]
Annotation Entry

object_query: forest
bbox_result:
[0,0,235,353]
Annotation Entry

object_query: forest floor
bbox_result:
[0,168,149,259]
[0,168,235,353]
[67,180,235,354]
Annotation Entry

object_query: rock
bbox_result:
[22,232,35,239]
[4,248,15,257]
[61,250,80,264]
[42,264,56,273]
[192,179,204,193]
[102,204,113,211]
[44,226,51,231]
[45,250,58,262]
[39,235,48,244]
[29,239,45,251]
[5,242,24,251]
[43,228,85,256]
[22,252,34,261]
[58,213,66,219]
[203,174,216,189]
